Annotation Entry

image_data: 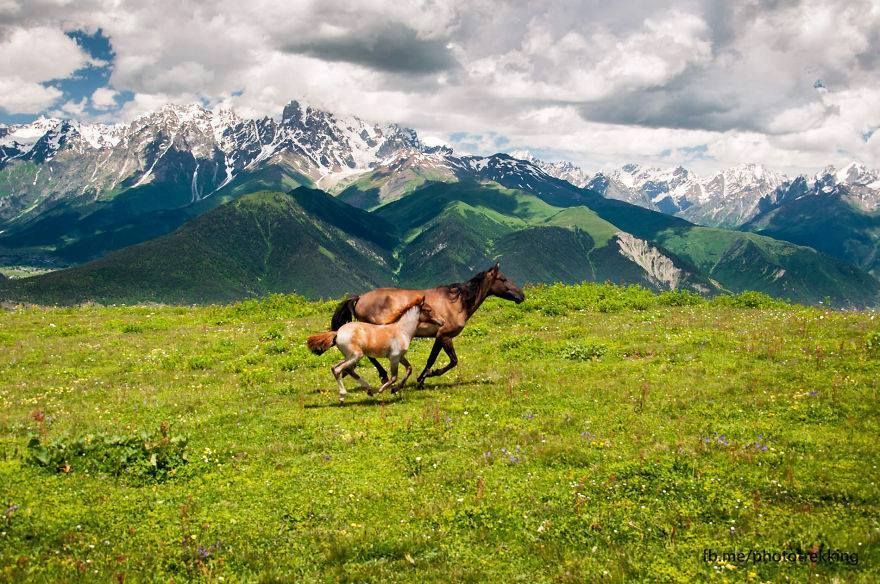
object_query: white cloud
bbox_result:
[90,87,119,110]
[464,11,711,102]
[0,77,63,113]
[0,25,92,113]
[0,0,877,172]
[50,97,88,118]
[0,26,91,83]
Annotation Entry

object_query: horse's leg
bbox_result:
[332,355,361,402]
[393,355,413,393]
[416,338,444,387]
[377,357,399,394]
[424,337,458,380]
[367,356,389,384]
[347,367,374,396]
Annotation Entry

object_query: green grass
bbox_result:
[544,207,618,247]
[0,266,57,280]
[1,283,879,582]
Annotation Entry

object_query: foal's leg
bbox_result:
[346,367,374,395]
[416,338,444,387]
[367,357,389,384]
[377,357,399,394]
[393,355,413,393]
[332,355,361,402]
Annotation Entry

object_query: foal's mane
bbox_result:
[388,296,424,323]
[442,269,492,315]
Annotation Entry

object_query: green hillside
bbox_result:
[375,181,559,237]
[375,181,687,290]
[2,285,879,581]
[744,192,880,277]
[494,226,599,284]
[3,180,879,307]
[376,180,879,305]
[0,188,395,304]
[653,226,880,305]
[0,160,315,265]
[336,156,458,210]
[494,176,880,306]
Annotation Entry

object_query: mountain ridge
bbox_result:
[4,180,876,307]
[1,100,879,308]
[517,152,880,228]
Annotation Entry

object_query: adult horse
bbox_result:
[330,265,525,387]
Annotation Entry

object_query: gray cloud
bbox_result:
[569,0,879,138]
[578,85,747,132]
[283,23,458,74]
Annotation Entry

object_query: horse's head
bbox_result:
[486,264,525,304]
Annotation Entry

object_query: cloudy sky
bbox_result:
[1,0,878,174]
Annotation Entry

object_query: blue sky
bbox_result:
[55,30,132,117]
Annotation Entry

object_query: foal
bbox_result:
[307,297,444,402]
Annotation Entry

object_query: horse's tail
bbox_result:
[331,295,359,331]
[307,331,337,355]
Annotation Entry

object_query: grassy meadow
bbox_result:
[1,284,879,582]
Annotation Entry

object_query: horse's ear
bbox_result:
[490,263,500,276]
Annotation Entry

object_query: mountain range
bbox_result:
[520,153,880,279]
[517,151,880,228]
[1,101,879,307]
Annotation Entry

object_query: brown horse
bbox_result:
[330,264,525,386]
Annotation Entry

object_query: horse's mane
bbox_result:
[388,296,424,323]
[442,269,490,315]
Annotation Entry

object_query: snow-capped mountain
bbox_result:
[505,152,791,226]
[583,162,787,227]
[508,150,592,188]
[0,101,423,224]
[517,153,880,227]
[812,162,880,212]
[335,149,591,209]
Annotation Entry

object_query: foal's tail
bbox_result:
[331,295,359,331]
[307,331,337,355]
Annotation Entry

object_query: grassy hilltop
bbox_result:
[1,284,879,582]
